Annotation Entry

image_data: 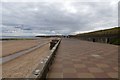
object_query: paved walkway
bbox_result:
[47,38,118,78]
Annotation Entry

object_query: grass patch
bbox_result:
[76,27,119,37]
[110,38,120,45]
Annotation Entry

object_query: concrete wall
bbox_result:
[78,36,118,44]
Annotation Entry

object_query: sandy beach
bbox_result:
[1,38,50,57]
[2,40,50,78]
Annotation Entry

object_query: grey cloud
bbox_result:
[2,2,118,36]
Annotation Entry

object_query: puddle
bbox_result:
[91,54,103,58]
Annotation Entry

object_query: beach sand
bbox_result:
[1,38,49,57]
[2,42,50,78]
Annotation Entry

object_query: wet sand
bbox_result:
[0,41,1,79]
[2,43,50,78]
[1,39,49,57]
[0,41,2,58]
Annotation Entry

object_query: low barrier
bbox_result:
[78,36,119,45]
[28,38,61,80]
[1,39,61,80]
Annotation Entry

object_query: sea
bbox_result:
[0,36,36,39]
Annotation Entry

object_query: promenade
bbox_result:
[47,38,118,78]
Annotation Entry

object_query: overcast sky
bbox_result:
[0,0,119,36]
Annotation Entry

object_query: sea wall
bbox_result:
[70,27,120,45]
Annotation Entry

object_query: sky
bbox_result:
[0,0,119,36]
